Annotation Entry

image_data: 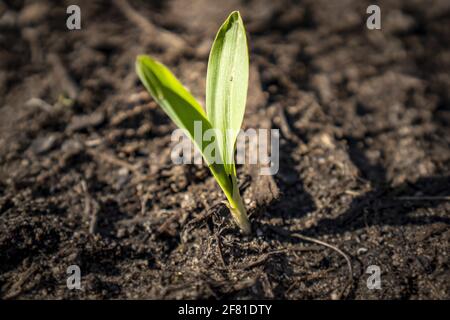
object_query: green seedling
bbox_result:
[136,11,251,234]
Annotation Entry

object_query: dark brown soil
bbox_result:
[1,0,449,299]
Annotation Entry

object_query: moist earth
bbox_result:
[0,0,449,299]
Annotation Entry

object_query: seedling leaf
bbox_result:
[206,11,249,174]
[136,55,233,195]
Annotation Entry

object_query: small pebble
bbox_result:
[331,292,339,300]
[30,134,58,154]
[357,247,368,255]
[67,111,105,132]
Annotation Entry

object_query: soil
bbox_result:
[0,0,449,299]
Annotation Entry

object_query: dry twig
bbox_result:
[81,180,100,234]
[291,233,353,299]
[48,53,79,99]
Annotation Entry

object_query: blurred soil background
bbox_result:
[0,0,449,299]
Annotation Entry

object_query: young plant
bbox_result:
[135,11,251,234]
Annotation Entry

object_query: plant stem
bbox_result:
[227,176,251,234]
